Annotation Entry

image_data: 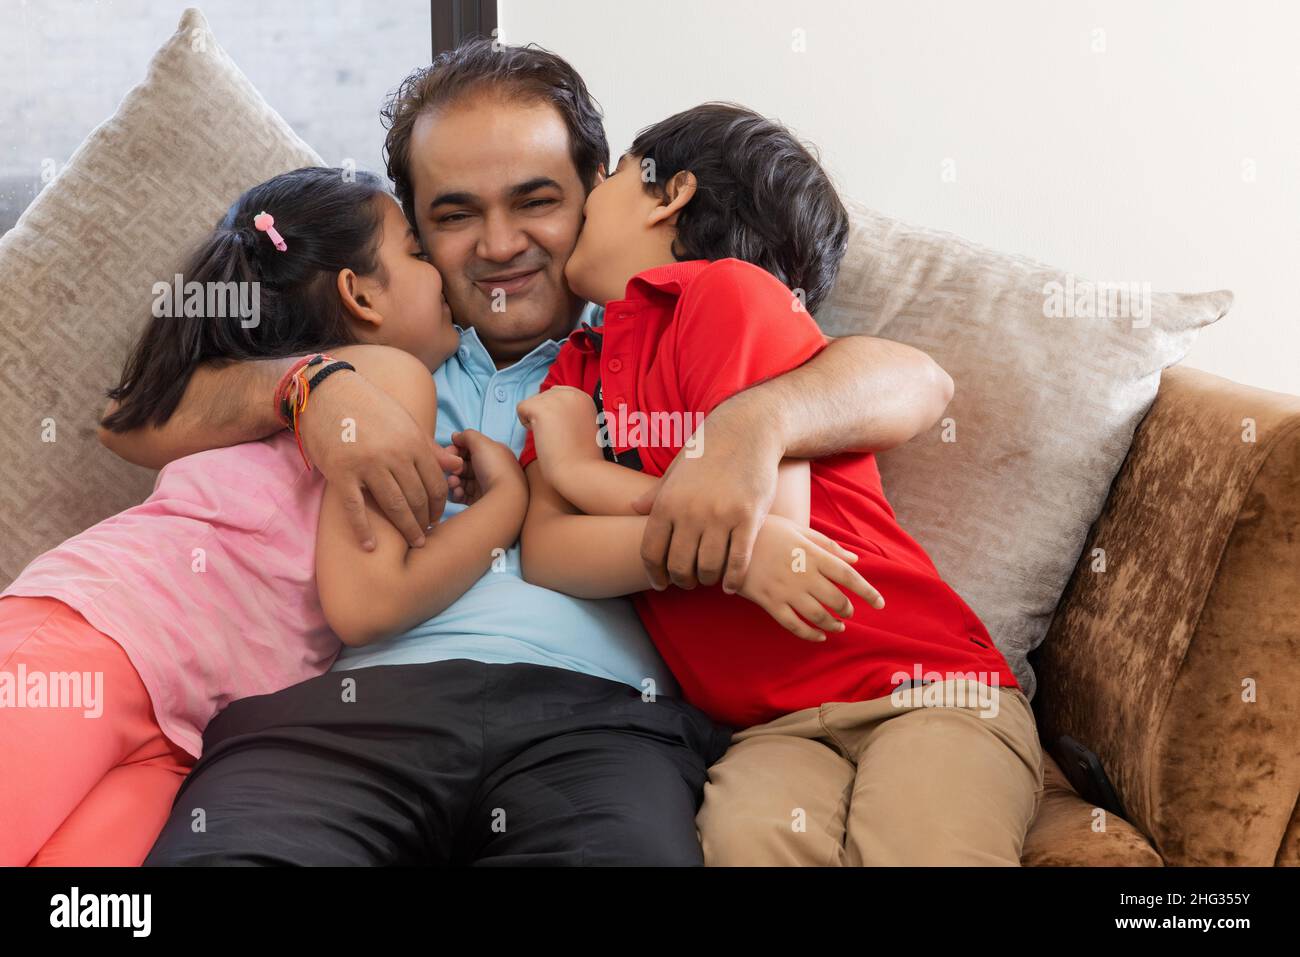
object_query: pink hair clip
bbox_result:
[253,210,287,252]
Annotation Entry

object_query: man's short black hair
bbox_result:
[383,38,611,229]
[629,102,848,314]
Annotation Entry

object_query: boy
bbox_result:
[516,103,1045,865]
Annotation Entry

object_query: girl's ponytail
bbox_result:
[102,167,387,433]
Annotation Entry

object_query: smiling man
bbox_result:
[104,39,955,866]
[403,96,586,364]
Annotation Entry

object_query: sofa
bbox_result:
[1023,364,1300,866]
[2,8,1295,867]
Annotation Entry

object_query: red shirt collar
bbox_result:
[566,260,713,353]
[621,259,712,299]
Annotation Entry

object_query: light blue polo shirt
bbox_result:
[332,307,679,697]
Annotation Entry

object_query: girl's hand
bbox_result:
[737,515,885,642]
[450,429,526,504]
[516,387,604,493]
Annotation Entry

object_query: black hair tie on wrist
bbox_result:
[306,360,355,392]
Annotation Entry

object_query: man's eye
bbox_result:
[522,198,556,210]
[413,250,431,261]
[438,212,470,225]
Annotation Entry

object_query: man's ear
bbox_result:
[593,162,607,186]
[647,170,697,227]
[336,268,384,331]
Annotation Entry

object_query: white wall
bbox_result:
[500,0,1300,395]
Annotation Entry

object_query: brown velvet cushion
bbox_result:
[1021,753,1164,866]
[1034,364,1300,865]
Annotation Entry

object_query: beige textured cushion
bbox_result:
[0,7,321,586]
[818,199,1231,699]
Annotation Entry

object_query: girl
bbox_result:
[0,167,526,865]
[516,104,1043,866]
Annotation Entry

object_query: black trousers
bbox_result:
[144,659,733,866]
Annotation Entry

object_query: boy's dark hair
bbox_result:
[102,167,388,433]
[629,102,848,314]
[382,38,610,228]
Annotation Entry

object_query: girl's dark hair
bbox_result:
[102,167,389,433]
[629,103,849,314]
[382,37,610,228]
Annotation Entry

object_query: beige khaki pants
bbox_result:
[697,679,1045,866]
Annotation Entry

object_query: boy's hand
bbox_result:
[737,515,885,642]
[516,387,603,497]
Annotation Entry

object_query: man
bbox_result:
[103,39,953,865]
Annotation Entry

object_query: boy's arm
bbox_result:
[519,459,873,641]
[98,344,458,549]
[640,331,954,592]
[518,461,655,599]
[515,385,657,516]
[516,383,812,525]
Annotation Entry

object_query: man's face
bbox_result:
[408,93,591,367]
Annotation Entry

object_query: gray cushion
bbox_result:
[0,7,321,585]
[818,198,1230,698]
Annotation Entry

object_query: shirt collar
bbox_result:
[562,263,711,353]
[452,310,588,377]
[621,259,711,300]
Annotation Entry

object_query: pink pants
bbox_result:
[0,595,194,866]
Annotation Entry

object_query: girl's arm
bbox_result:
[314,352,527,647]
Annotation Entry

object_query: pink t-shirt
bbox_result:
[2,432,340,757]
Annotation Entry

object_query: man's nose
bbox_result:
[476,209,531,264]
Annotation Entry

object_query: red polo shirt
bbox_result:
[521,258,1018,728]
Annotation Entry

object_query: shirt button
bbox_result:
[493,385,507,402]
[458,346,470,362]
[607,358,623,373]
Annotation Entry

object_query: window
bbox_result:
[0,0,435,234]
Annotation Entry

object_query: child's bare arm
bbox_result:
[518,461,655,599]
[518,385,811,524]
[314,352,526,646]
[519,457,875,641]
[516,386,656,516]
